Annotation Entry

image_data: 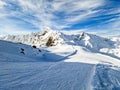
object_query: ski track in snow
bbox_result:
[0,62,96,90]
[43,46,77,62]
[1,61,120,90]
[93,64,120,90]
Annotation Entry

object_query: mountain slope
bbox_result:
[0,29,120,58]
[0,40,120,90]
[0,29,120,90]
[0,40,43,62]
[0,29,64,47]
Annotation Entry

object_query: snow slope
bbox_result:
[0,40,44,62]
[0,39,120,90]
[0,28,120,90]
[100,37,120,59]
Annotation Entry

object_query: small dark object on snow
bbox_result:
[39,49,41,52]
[32,45,37,48]
[20,48,25,55]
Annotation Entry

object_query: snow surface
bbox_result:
[0,29,120,90]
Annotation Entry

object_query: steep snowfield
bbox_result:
[0,29,120,90]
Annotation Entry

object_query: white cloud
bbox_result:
[0,0,6,9]
[0,16,38,35]
[65,10,99,23]
[0,23,32,35]
[50,0,105,22]
[52,0,104,14]
[0,28,32,35]
[110,19,120,30]
[16,0,105,30]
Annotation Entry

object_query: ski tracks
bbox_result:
[92,63,120,90]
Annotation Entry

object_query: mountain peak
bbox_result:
[43,27,53,32]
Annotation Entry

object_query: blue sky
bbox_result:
[0,0,120,35]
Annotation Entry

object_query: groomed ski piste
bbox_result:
[0,29,120,90]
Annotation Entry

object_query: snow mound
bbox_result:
[0,40,43,62]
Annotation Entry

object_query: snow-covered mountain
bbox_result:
[1,28,120,58]
[0,29,64,47]
[0,28,120,90]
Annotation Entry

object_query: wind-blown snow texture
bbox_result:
[0,29,120,90]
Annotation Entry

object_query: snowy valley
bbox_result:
[0,29,120,90]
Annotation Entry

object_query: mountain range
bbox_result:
[0,28,120,90]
